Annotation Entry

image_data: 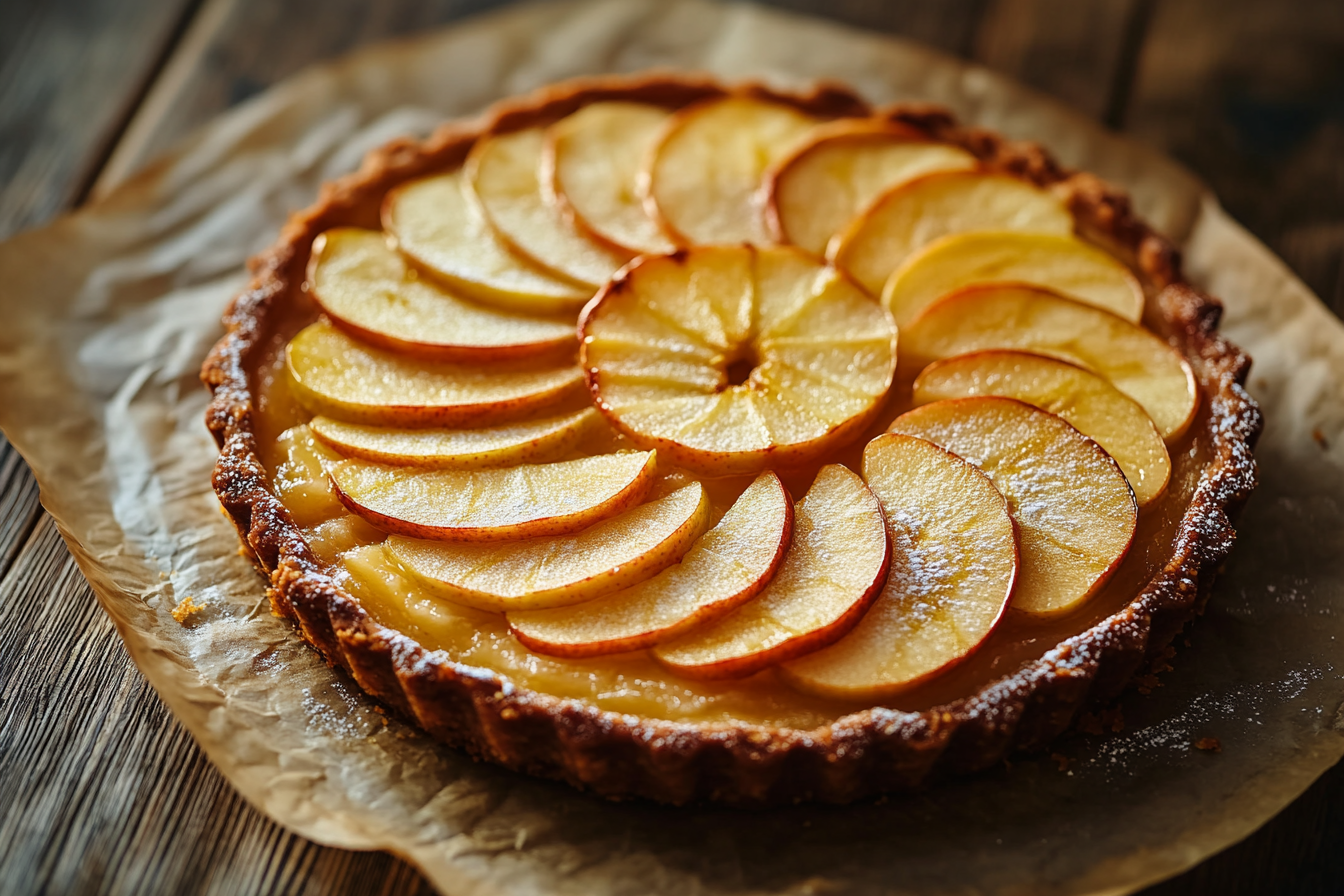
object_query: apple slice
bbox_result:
[467,127,631,288]
[285,321,584,427]
[831,171,1074,296]
[329,450,657,541]
[653,464,889,679]
[889,397,1137,618]
[882,231,1145,327]
[643,96,818,246]
[308,408,598,468]
[781,433,1017,699]
[763,119,977,255]
[509,471,792,657]
[545,101,676,255]
[382,170,590,315]
[581,245,897,474]
[900,284,1199,440]
[913,351,1172,506]
[385,482,709,611]
[307,228,575,360]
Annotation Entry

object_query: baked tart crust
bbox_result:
[202,73,1261,805]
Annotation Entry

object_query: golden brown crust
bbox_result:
[202,72,1261,805]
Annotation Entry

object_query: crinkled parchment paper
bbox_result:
[2,2,1343,894]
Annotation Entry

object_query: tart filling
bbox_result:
[205,75,1260,804]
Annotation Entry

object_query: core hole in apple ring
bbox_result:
[580,245,898,475]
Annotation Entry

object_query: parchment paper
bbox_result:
[2,2,1343,894]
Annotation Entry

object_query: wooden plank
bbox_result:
[0,434,42,579]
[1121,0,1344,319]
[93,0,996,197]
[0,0,198,238]
[972,0,1148,123]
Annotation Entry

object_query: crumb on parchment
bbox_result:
[1195,737,1222,753]
[172,595,205,625]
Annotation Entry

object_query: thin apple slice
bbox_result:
[545,102,676,255]
[831,171,1074,296]
[889,397,1137,618]
[764,119,977,255]
[781,433,1017,699]
[385,482,709,611]
[581,246,896,474]
[285,321,584,427]
[643,96,818,246]
[307,228,575,360]
[882,231,1145,326]
[653,464,889,679]
[913,351,1172,505]
[329,450,657,542]
[468,127,631,288]
[308,408,598,468]
[509,472,792,657]
[382,170,590,314]
[901,285,1199,440]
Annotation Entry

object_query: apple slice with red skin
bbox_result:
[642,96,818,246]
[889,397,1137,618]
[899,284,1199,441]
[285,321,585,428]
[781,433,1018,699]
[912,350,1172,506]
[653,464,889,679]
[544,101,676,256]
[763,118,977,255]
[386,482,710,611]
[329,450,657,542]
[306,228,575,361]
[508,471,792,657]
[467,127,631,288]
[308,409,598,469]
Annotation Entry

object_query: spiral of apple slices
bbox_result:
[581,245,898,475]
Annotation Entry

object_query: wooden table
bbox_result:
[2,1,1342,892]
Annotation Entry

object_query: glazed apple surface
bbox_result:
[246,92,1223,732]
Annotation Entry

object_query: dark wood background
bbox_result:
[2,0,1342,892]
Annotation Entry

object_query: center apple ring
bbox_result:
[579,245,899,475]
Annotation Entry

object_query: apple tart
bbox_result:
[203,74,1261,805]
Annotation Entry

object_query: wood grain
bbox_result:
[1122,0,1344,319]
[0,0,197,238]
[0,0,1341,893]
[973,0,1149,123]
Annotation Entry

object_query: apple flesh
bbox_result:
[508,471,792,657]
[900,284,1199,440]
[831,170,1074,297]
[764,119,977,255]
[306,227,575,360]
[329,450,658,542]
[581,245,896,474]
[642,96,817,246]
[285,321,585,427]
[913,350,1172,506]
[653,464,890,679]
[382,170,590,315]
[781,433,1017,699]
[467,127,631,288]
[307,409,598,469]
[882,231,1146,327]
[544,101,676,255]
[385,483,709,611]
[889,397,1137,618]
